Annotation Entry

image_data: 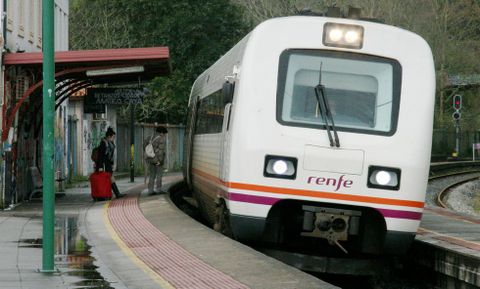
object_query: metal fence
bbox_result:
[116,123,185,173]
[432,129,480,161]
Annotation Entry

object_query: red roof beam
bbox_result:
[3,47,170,68]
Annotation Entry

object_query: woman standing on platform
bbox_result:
[96,127,125,198]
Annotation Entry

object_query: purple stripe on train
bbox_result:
[229,192,280,205]
[376,208,423,220]
[228,192,423,220]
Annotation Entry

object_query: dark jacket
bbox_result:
[96,138,115,172]
[145,133,166,165]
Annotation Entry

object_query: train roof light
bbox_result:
[328,28,343,42]
[323,22,364,49]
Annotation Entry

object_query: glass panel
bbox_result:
[278,51,400,135]
[195,90,224,134]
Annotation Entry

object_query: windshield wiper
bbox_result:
[314,63,340,148]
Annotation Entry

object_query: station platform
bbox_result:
[412,205,480,288]
[0,173,338,289]
[3,172,478,289]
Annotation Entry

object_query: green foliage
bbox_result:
[71,0,480,140]
[70,0,251,124]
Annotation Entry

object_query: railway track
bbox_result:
[435,175,480,208]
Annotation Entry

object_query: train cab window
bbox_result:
[277,50,401,136]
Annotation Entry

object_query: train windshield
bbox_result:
[277,50,401,135]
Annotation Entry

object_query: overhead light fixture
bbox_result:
[323,22,364,49]
[86,66,145,77]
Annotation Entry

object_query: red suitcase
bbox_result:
[89,171,112,200]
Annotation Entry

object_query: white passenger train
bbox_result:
[184,14,435,255]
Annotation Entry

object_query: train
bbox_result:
[183,12,435,256]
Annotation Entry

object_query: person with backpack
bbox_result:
[95,127,125,198]
[144,126,168,195]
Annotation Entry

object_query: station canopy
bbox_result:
[4,47,170,83]
[1,47,170,141]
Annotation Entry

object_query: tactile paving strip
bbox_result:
[108,193,249,289]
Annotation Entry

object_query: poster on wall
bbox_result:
[84,91,106,113]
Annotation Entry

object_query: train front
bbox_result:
[227,16,435,256]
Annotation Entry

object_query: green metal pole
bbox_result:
[130,105,135,182]
[42,0,55,272]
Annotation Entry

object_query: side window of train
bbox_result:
[195,89,225,135]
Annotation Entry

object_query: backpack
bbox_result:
[91,145,100,162]
[145,135,159,158]
[91,139,106,162]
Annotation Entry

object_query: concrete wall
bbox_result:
[67,99,185,177]
[68,88,185,179]
[5,0,69,52]
[1,0,70,207]
[68,98,118,177]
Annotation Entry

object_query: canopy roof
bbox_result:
[1,47,171,141]
[4,46,171,83]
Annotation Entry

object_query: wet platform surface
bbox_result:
[109,191,249,289]
[414,205,480,288]
[1,172,479,288]
[0,173,336,288]
[101,174,337,289]
[0,206,115,289]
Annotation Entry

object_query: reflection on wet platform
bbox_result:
[54,216,114,289]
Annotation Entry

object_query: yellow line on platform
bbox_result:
[418,227,480,248]
[103,201,175,289]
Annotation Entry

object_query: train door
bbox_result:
[219,104,232,181]
[219,82,235,182]
[183,96,199,188]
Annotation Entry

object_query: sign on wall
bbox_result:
[84,88,146,113]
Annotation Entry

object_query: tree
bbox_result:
[70,0,133,49]
[70,0,251,124]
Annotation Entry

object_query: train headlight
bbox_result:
[273,160,288,174]
[375,171,391,185]
[264,155,297,180]
[328,28,343,42]
[323,22,364,49]
[344,30,360,44]
[367,166,401,190]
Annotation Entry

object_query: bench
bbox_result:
[28,167,43,200]
[55,170,67,192]
[28,167,67,200]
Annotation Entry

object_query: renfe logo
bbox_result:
[307,175,353,191]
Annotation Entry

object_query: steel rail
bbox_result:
[435,175,480,208]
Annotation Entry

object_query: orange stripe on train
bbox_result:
[192,168,424,209]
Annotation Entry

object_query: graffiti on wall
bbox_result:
[54,106,66,181]
[82,120,111,175]
[87,121,109,149]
